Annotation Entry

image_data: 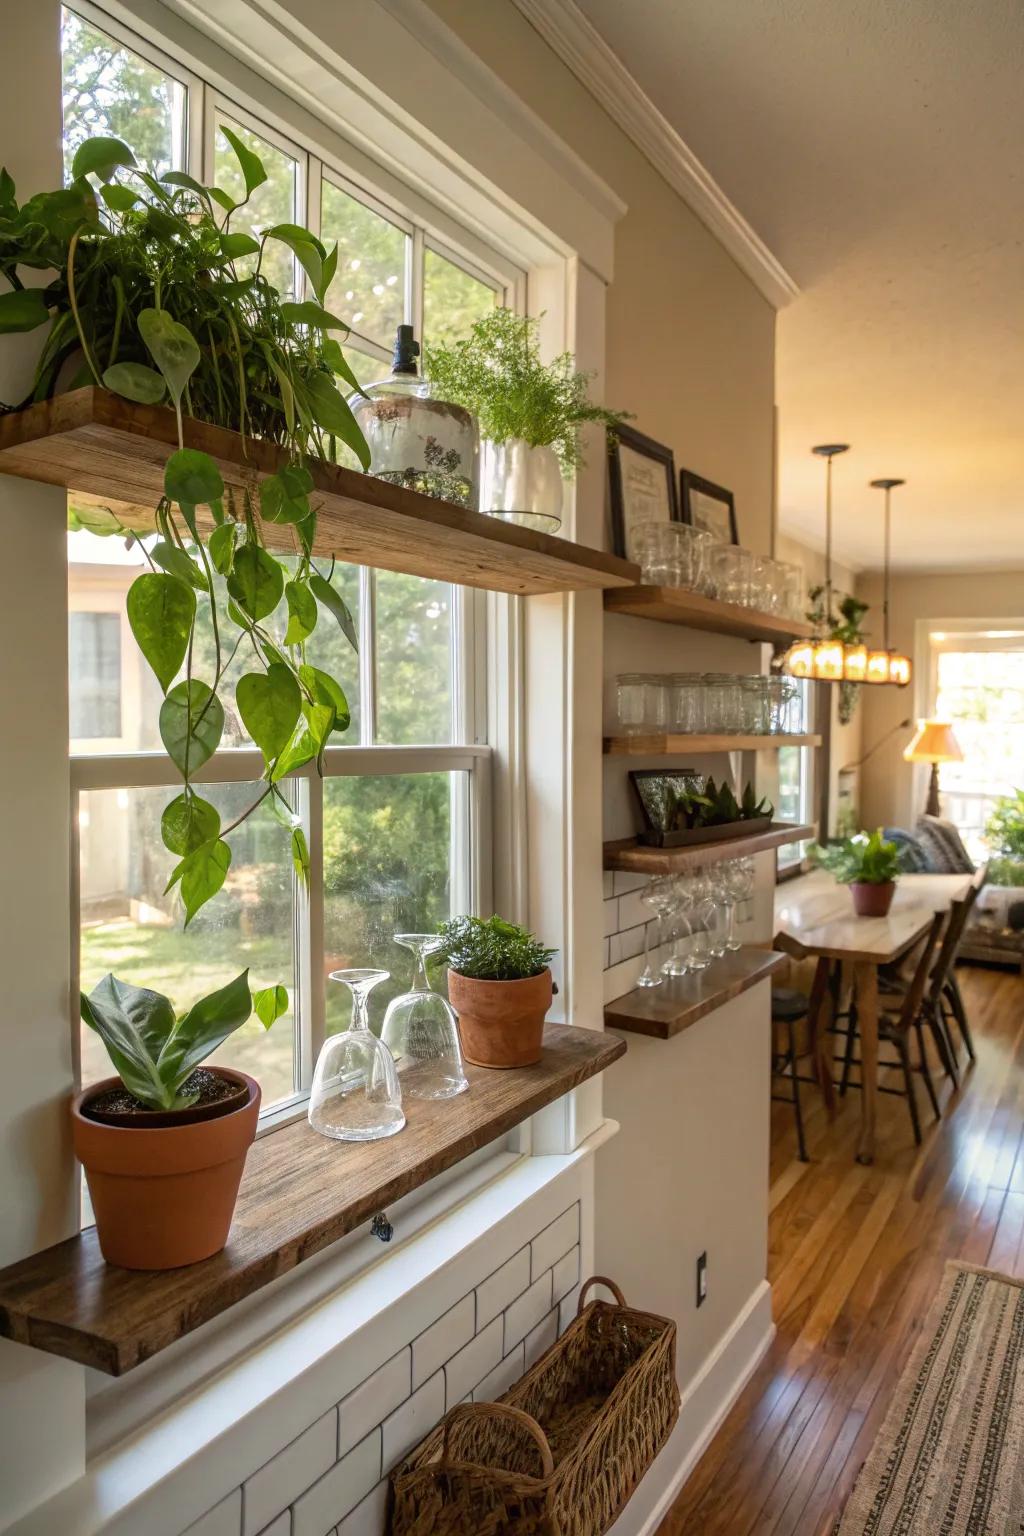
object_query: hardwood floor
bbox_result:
[657,963,1024,1536]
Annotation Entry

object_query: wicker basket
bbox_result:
[389,1276,680,1536]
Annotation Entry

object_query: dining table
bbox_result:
[773,869,979,1163]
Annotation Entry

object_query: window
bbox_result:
[777,679,814,871]
[62,3,516,1119]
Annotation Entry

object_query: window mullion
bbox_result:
[410,225,424,340]
[359,568,378,745]
[297,774,324,1088]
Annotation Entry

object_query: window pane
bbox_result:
[321,178,406,348]
[215,119,298,299]
[423,249,496,348]
[323,772,458,1033]
[375,573,452,745]
[61,7,186,180]
[69,612,121,739]
[79,784,297,1106]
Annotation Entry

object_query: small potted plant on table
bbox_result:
[75,970,286,1269]
[431,916,556,1068]
[810,829,902,916]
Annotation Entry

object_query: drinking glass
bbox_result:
[722,859,755,951]
[638,878,674,985]
[309,970,406,1141]
[381,935,468,1099]
[667,673,704,733]
[675,525,713,591]
[661,875,694,977]
[705,869,730,958]
[634,523,684,585]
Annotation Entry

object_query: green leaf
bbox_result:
[227,544,285,621]
[268,790,301,830]
[150,539,209,590]
[218,231,261,260]
[208,185,238,214]
[265,224,325,300]
[100,183,139,212]
[164,447,224,507]
[279,301,349,331]
[160,170,213,208]
[157,969,251,1090]
[71,136,136,182]
[126,572,195,693]
[284,580,318,645]
[291,826,310,887]
[101,361,166,404]
[273,728,317,781]
[0,288,49,333]
[304,372,371,469]
[301,698,336,758]
[299,662,350,733]
[259,465,312,525]
[309,572,358,653]
[236,665,302,764]
[321,338,365,397]
[161,791,221,856]
[219,125,267,199]
[208,521,237,576]
[68,503,126,537]
[138,308,200,406]
[266,351,296,435]
[168,837,233,928]
[159,679,225,776]
[81,975,176,1108]
[253,984,289,1029]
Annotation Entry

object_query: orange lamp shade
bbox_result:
[903,719,963,765]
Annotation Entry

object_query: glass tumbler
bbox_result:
[381,935,468,1099]
[675,525,712,592]
[709,544,754,606]
[667,672,704,733]
[634,522,684,586]
[310,970,405,1141]
[704,672,742,733]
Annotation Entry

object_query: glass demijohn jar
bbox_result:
[348,325,480,508]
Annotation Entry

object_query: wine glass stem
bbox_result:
[351,987,371,1033]
[411,944,430,994]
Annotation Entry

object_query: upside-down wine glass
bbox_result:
[723,858,755,951]
[381,935,468,1099]
[637,878,673,987]
[661,875,693,977]
[309,969,405,1141]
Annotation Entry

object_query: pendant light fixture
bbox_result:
[783,443,860,683]
[865,478,912,687]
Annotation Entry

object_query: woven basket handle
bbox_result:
[440,1401,554,1477]
[576,1274,627,1315]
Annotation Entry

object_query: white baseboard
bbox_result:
[608,1279,775,1536]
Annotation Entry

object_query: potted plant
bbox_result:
[75,969,286,1269]
[422,309,626,530]
[807,587,870,724]
[431,915,556,1068]
[810,829,902,916]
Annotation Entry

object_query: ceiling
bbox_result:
[572,0,1024,571]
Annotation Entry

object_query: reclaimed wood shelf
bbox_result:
[604,822,815,874]
[0,1024,624,1376]
[603,732,822,756]
[0,389,638,597]
[604,585,813,644]
[605,947,787,1039]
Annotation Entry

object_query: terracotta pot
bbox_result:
[851,880,896,917]
[447,968,552,1068]
[71,1068,260,1270]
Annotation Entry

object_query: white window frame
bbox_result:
[777,679,815,872]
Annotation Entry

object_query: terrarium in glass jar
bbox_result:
[349,325,480,508]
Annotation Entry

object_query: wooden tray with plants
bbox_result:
[629,770,775,848]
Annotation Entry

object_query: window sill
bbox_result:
[0,1025,624,1377]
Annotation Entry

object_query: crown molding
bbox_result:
[510,0,799,309]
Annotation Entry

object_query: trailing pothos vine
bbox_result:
[807,585,870,725]
[0,132,373,930]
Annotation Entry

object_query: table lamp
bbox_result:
[903,719,962,817]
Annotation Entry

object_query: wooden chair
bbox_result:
[936,884,981,1070]
[770,958,834,1163]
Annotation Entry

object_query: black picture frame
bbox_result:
[679,469,739,546]
[607,425,678,561]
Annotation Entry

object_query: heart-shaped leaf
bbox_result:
[253,984,289,1029]
[80,974,174,1108]
[71,136,136,182]
[284,580,318,645]
[272,729,317,781]
[150,539,209,590]
[236,664,302,764]
[265,224,326,301]
[166,836,232,927]
[304,372,370,469]
[68,504,126,537]
[299,663,350,733]
[138,308,200,406]
[160,170,213,210]
[100,183,139,213]
[161,791,221,856]
[219,231,260,260]
[126,572,195,693]
[159,679,224,776]
[102,361,166,404]
[259,465,312,525]
[0,289,50,333]
[227,544,285,621]
[219,125,267,199]
[309,572,358,653]
[208,522,237,576]
[164,448,224,507]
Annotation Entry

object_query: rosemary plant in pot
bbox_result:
[431,916,556,1068]
[422,309,625,531]
[76,971,287,1269]
[810,829,902,917]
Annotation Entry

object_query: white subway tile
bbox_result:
[552,1245,580,1304]
[559,1288,581,1334]
[617,888,650,932]
[524,1309,559,1370]
[334,1480,388,1536]
[443,1316,502,1408]
[476,1246,530,1329]
[412,1295,474,1390]
[253,1515,290,1536]
[530,1205,579,1280]
[243,1412,336,1536]
[602,897,620,937]
[609,924,645,966]
[292,1431,380,1536]
[381,1372,445,1471]
[337,1349,410,1459]
[602,873,614,899]
[504,1273,553,1353]
[183,1492,242,1536]
[613,873,647,896]
[603,936,611,970]
[473,1342,525,1403]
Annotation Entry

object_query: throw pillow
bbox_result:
[915,815,976,875]
[883,827,930,873]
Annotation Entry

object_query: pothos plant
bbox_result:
[807,585,869,726]
[0,132,372,929]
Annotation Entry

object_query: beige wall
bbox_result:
[856,568,1024,830]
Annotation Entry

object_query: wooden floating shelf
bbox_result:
[604,822,815,874]
[604,585,813,644]
[603,733,822,756]
[0,1024,624,1376]
[605,947,787,1039]
[0,389,639,597]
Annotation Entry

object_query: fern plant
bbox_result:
[431,915,556,982]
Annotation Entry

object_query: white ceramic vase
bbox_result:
[480,438,563,532]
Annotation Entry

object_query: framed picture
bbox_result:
[679,469,738,545]
[608,425,677,561]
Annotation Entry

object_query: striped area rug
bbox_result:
[836,1261,1024,1535]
